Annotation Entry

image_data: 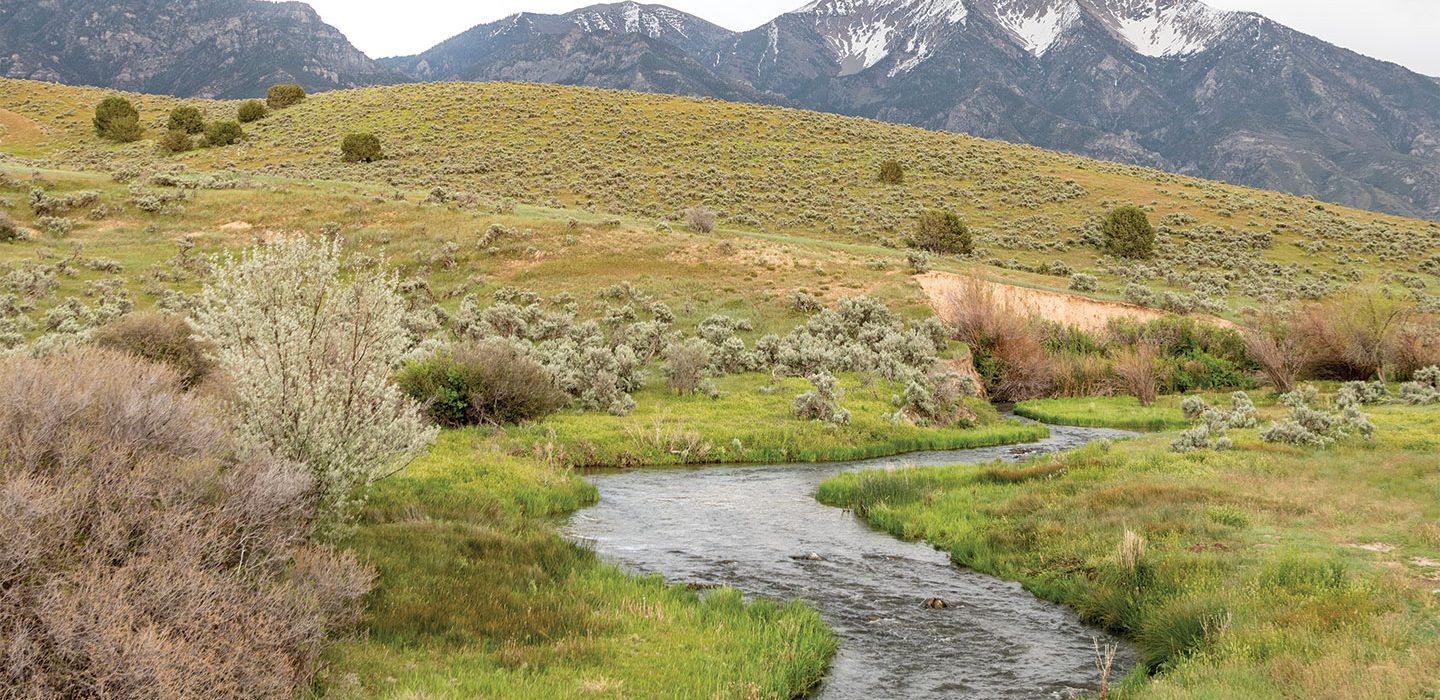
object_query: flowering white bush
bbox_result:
[195,238,435,527]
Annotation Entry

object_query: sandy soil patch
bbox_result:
[917,271,1236,334]
[0,108,47,146]
[1355,542,1397,553]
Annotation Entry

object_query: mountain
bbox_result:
[391,0,1440,220]
[0,0,399,98]
[379,3,746,98]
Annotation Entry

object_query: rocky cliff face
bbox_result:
[0,0,400,98]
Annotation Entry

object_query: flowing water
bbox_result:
[566,423,1138,699]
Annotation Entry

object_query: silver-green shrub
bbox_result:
[793,371,850,425]
[195,239,436,528]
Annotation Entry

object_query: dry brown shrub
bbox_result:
[1242,308,1313,392]
[1052,353,1115,397]
[1111,343,1161,407]
[685,205,717,233]
[0,347,372,697]
[1391,316,1440,379]
[940,276,1054,401]
[1293,294,1412,380]
[91,311,215,388]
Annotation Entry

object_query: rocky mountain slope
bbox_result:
[378,5,757,99]
[0,0,399,98]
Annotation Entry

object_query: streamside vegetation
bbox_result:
[0,347,375,695]
[0,236,866,697]
[819,396,1440,697]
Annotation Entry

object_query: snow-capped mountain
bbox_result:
[789,0,971,75]
[779,0,1242,74]
[381,2,734,83]
[1082,0,1238,57]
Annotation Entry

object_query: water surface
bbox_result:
[567,424,1136,699]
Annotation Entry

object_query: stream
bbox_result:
[566,423,1138,699]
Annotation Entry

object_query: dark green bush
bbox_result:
[266,84,307,109]
[878,160,904,185]
[911,210,972,255]
[340,133,383,163]
[397,342,567,427]
[167,106,205,134]
[236,100,268,123]
[91,312,214,389]
[1102,206,1156,259]
[204,120,244,147]
[1106,316,1251,370]
[157,130,195,154]
[1161,350,1257,393]
[93,97,142,143]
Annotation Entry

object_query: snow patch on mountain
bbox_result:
[994,0,1080,56]
[570,2,693,39]
[1104,0,1236,57]
[797,0,970,75]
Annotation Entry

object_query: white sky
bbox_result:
[294,0,1440,75]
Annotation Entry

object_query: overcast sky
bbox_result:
[295,0,1440,75]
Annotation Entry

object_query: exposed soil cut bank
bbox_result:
[918,271,1236,334]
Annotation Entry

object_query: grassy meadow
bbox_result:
[1014,392,1288,432]
[819,395,1440,697]
[504,372,1047,468]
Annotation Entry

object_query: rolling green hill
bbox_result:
[3,78,1437,318]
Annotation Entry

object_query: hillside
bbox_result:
[7,0,1440,219]
[387,0,1440,221]
[5,78,1437,318]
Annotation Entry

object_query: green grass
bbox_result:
[1014,395,1192,431]
[505,372,1049,468]
[817,403,1440,697]
[325,430,836,698]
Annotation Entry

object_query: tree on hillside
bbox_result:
[237,100,268,123]
[204,120,244,147]
[267,84,307,109]
[911,210,972,255]
[93,96,142,143]
[1102,206,1156,259]
[167,106,205,134]
[341,133,383,163]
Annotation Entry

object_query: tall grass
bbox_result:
[504,373,1048,468]
[1013,396,1191,431]
[324,429,837,697]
